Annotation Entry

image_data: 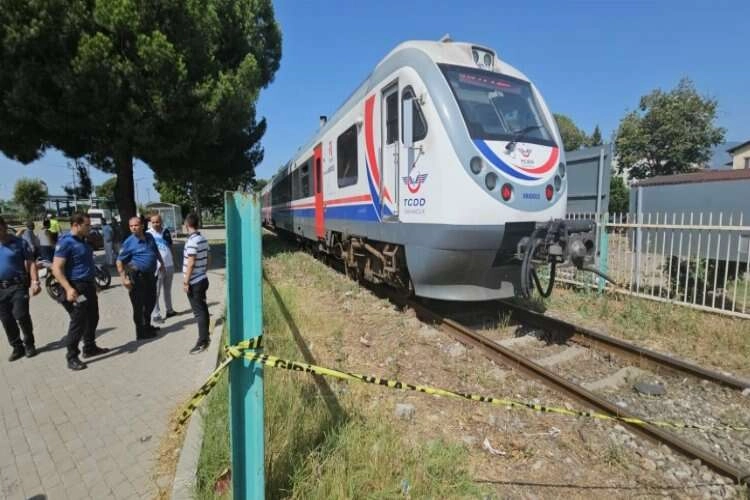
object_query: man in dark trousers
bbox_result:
[117,217,164,340]
[52,213,110,370]
[182,213,211,354]
[0,216,41,361]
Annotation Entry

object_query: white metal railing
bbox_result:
[557,212,750,319]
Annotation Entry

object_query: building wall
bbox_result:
[731,143,750,170]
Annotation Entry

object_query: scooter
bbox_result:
[37,259,111,301]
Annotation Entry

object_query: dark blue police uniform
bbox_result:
[55,233,100,361]
[117,233,160,338]
[0,235,35,358]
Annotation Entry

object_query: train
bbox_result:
[261,38,596,301]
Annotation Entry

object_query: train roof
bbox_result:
[264,38,533,191]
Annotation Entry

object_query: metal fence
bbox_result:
[557,212,750,319]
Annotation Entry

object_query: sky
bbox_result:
[2,0,749,199]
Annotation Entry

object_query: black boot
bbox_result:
[67,357,87,371]
[8,347,25,362]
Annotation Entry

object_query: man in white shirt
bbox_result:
[182,212,210,354]
[147,213,176,323]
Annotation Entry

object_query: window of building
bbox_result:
[337,125,358,187]
[744,157,750,169]
[401,86,428,143]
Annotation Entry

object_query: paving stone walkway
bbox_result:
[0,256,225,500]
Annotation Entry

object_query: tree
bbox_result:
[608,175,629,213]
[614,78,725,180]
[0,0,282,234]
[13,178,47,219]
[95,177,117,200]
[252,178,268,192]
[554,114,588,151]
[63,160,93,199]
[589,125,603,147]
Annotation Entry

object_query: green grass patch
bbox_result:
[194,243,482,499]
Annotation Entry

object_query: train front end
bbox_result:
[404,42,575,300]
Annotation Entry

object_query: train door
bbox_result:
[313,143,325,239]
[380,82,399,220]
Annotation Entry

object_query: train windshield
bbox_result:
[440,64,555,146]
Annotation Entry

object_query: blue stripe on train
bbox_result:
[274,203,378,221]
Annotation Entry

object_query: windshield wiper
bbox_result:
[505,125,543,152]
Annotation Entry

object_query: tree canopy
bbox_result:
[614,78,725,179]
[608,175,629,213]
[0,0,281,229]
[95,177,117,200]
[13,178,47,219]
[63,160,93,199]
[554,114,588,151]
[589,125,603,147]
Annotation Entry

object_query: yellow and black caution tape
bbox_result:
[176,339,750,433]
[175,337,263,429]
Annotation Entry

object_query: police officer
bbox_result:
[51,213,110,370]
[0,216,41,361]
[116,217,165,340]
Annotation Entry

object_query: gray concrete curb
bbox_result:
[171,291,225,500]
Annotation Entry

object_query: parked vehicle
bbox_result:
[39,259,111,301]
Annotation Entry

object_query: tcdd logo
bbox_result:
[403,198,426,207]
[402,173,428,194]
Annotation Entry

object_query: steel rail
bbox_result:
[498,301,750,392]
[407,299,750,485]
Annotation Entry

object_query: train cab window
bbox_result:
[385,91,399,145]
[337,125,358,187]
[402,86,427,143]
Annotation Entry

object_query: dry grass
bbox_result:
[542,286,750,378]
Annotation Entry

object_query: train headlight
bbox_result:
[545,184,554,201]
[558,162,566,178]
[485,172,497,191]
[554,175,562,191]
[470,156,483,175]
[501,183,513,201]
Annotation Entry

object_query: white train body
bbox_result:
[262,39,567,301]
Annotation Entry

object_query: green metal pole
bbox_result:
[225,192,264,499]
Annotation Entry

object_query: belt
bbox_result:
[128,268,155,277]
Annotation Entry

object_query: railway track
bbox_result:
[265,229,750,486]
[402,298,750,486]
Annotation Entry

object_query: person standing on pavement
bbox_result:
[116,217,165,340]
[182,213,211,354]
[147,213,176,324]
[36,220,55,262]
[47,214,61,245]
[102,219,115,267]
[21,222,40,259]
[0,216,41,361]
[51,213,110,370]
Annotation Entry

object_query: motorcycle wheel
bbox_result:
[95,266,112,289]
[45,274,64,302]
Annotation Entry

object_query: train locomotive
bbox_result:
[261,38,596,301]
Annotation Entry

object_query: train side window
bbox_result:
[385,91,399,145]
[402,86,427,143]
[300,158,311,198]
[337,125,358,187]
